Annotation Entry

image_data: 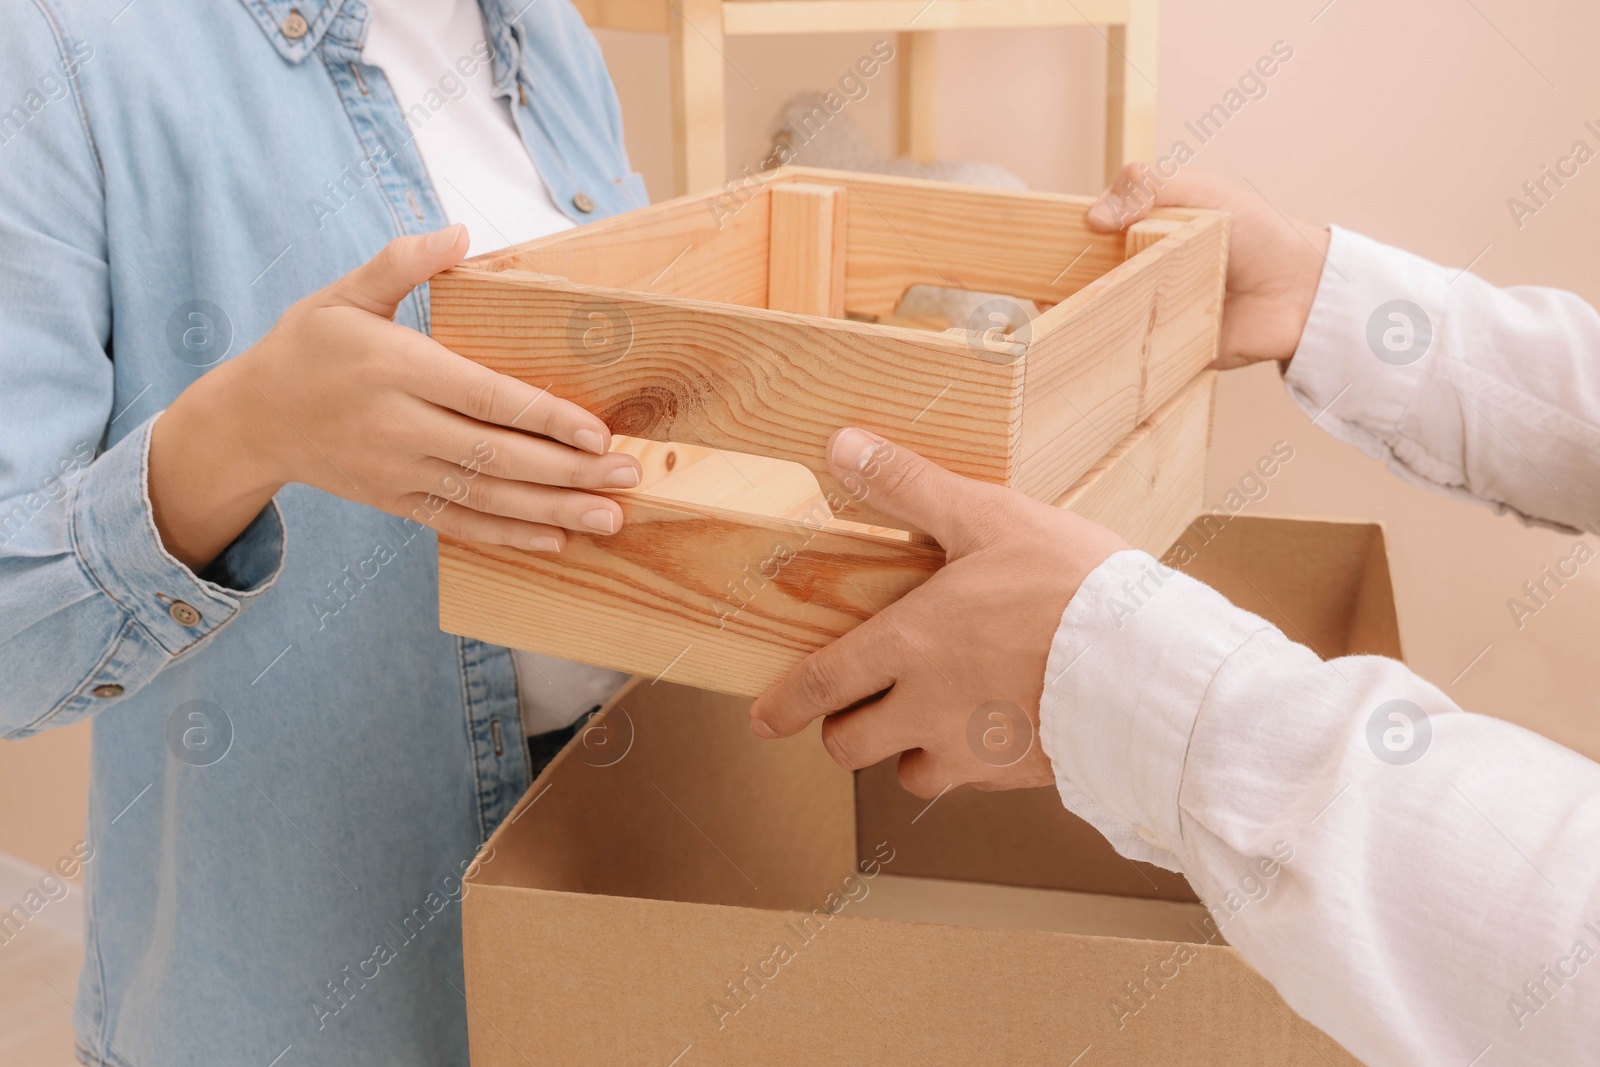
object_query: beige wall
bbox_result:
[6,0,1599,867]
[0,721,90,874]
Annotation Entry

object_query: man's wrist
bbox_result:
[1038,550,1270,870]
[1280,221,1333,368]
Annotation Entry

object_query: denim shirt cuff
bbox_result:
[70,414,286,657]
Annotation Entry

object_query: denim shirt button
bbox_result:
[169,600,202,627]
[571,192,595,214]
[282,10,309,39]
[92,683,124,699]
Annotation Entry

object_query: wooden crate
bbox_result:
[431,167,1225,695]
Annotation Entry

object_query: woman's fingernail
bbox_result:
[574,428,606,455]
[427,223,465,254]
[605,466,641,489]
[531,535,561,552]
[1086,195,1124,229]
[751,719,778,739]
[582,509,617,533]
[830,427,886,472]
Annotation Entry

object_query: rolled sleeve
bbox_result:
[1037,550,1271,871]
[69,415,284,656]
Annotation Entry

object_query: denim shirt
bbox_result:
[0,0,646,1062]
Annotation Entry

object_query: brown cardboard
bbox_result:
[462,517,1392,1066]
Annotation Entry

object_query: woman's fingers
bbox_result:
[404,333,617,456]
[417,459,626,536]
[423,410,642,491]
[410,497,569,553]
[325,225,470,319]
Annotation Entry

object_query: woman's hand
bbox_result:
[148,225,642,570]
[749,428,1129,798]
[1087,163,1332,370]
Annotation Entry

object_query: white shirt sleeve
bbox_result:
[1038,229,1600,1067]
[1282,225,1600,532]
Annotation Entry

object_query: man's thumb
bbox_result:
[827,428,992,555]
[329,224,469,317]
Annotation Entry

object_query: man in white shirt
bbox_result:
[748,164,1600,1067]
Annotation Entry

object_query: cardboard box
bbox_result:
[460,515,1396,1066]
[432,166,1228,696]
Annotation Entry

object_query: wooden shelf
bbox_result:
[573,0,1158,194]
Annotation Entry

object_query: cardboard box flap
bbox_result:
[1166,514,1402,660]
[471,680,855,914]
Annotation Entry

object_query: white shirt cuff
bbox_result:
[1037,550,1272,871]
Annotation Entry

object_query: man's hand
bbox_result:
[1087,163,1332,370]
[748,428,1129,798]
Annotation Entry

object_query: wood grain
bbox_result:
[1056,369,1214,553]
[464,183,772,308]
[429,268,1023,510]
[1013,212,1226,501]
[437,373,1213,696]
[1124,216,1182,257]
[767,182,848,317]
[432,169,1224,693]
[819,168,1131,318]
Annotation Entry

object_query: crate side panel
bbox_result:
[1010,266,1152,504]
[1057,371,1213,556]
[437,372,1209,697]
[438,501,945,697]
[1133,213,1229,421]
[463,184,773,308]
[820,175,1128,316]
[430,273,1020,497]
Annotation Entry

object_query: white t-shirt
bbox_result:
[364,0,575,258]
[365,0,625,735]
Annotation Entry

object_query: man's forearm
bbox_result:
[1287,226,1600,531]
[1041,552,1600,1067]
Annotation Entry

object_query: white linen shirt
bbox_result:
[1040,226,1600,1067]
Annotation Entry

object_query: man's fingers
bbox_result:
[827,428,1001,556]
[750,613,900,739]
[328,224,470,319]
[1085,162,1237,233]
[895,748,965,800]
[819,696,924,772]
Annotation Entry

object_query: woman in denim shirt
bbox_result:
[0,0,649,1061]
